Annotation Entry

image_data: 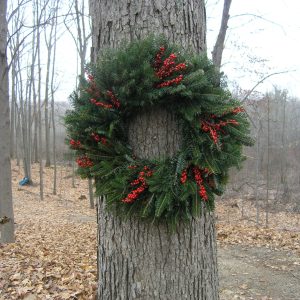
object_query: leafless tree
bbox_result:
[0,0,15,243]
[212,0,232,71]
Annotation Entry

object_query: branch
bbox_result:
[230,13,286,34]
[241,70,294,103]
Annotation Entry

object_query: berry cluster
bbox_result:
[90,98,113,109]
[157,75,184,88]
[193,166,208,201]
[69,139,81,149]
[153,47,186,88]
[122,166,154,204]
[153,46,165,71]
[232,106,245,114]
[180,166,208,201]
[76,156,93,168]
[128,165,138,170]
[180,168,188,184]
[90,91,120,109]
[91,133,107,145]
[106,90,120,108]
[85,74,101,98]
[201,118,239,144]
[86,73,120,109]
[210,106,244,120]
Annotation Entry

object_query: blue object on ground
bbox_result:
[19,177,30,186]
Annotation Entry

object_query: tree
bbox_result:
[212,0,232,71]
[89,1,218,298]
[0,0,15,243]
[64,0,93,207]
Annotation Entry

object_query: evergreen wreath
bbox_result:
[65,36,253,226]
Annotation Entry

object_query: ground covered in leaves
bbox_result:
[1,162,300,299]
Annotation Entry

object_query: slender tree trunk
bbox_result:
[90,1,218,299]
[72,156,76,188]
[0,0,15,243]
[32,1,38,164]
[36,0,44,201]
[266,95,270,227]
[88,178,94,209]
[280,92,289,199]
[44,30,52,167]
[16,105,21,166]
[50,4,58,195]
[17,49,31,180]
[255,120,261,226]
[10,61,16,159]
[212,0,232,71]
[32,75,38,163]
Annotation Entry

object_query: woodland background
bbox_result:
[1,0,300,299]
[6,0,300,222]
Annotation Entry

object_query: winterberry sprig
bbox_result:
[106,90,120,108]
[89,91,120,109]
[76,156,93,168]
[180,166,208,201]
[153,47,187,88]
[91,133,107,145]
[193,166,208,201]
[122,166,154,204]
[90,98,113,109]
[201,118,239,144]
[156,75,184,88]
[153,46,165,71]
[69,139,81,149]
[232,106,245,114]
[180,168,188,184]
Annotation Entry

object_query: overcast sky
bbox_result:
[55,0,300,101]
[207,0,300,98]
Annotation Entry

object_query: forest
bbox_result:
[1,0,300,299]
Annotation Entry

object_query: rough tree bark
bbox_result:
[90,1,218,299]
[0,0,15,243]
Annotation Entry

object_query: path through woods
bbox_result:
[0,162,299,299]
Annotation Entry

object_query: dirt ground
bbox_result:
[0,163,300,299]
[219,245,300,300]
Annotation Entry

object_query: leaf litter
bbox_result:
[1,162,299,299]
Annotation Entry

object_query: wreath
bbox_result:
[65,36,253,226]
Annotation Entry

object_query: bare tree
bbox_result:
[0,0,15,243]
[212,0,232,71]
[50,1,59,194]
[65,0,92,203]
[36,0,44,200]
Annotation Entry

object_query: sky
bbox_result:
[206,0,300,98]
[53,0,300,101]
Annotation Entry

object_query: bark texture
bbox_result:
[97,199,218,300]
[90,0,219,298]
[90,0,206,62]
[128,108,182,160]
[0,0,15,243]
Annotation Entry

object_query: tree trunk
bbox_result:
[90,0,206,62]
[36,0,44,201]
[90,1,218,298]
[0,0,15,243]
[88,178,94,209]
[212,0,232,72]
[10,60,16,159]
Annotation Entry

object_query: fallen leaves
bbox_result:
[0,162,97,299]
[1,162,300,299]
[216,199,300,254]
